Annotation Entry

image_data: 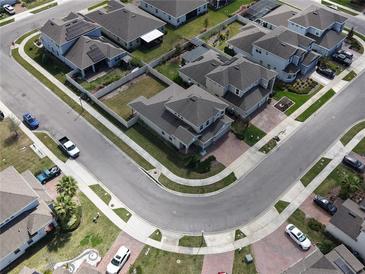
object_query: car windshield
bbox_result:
[298,233,307,242]
[67,145,76,151]
[111,258,120,266]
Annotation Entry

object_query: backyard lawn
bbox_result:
[101,74,167,119]
[0,118,53,174]
[232,246,257,274]
[206,21,244,51]
[218,0,255,16]
[129,246,203,274]
[156,58,181,83]
[8,193,120,273]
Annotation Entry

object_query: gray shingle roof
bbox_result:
[228,24,267,54]
[302,51,320,66]
[64,36,126,70]
[85,3,165,43]
[288,5,347,30]
[181,46,209,63]
[261,5,298,27]
[327,244,365,273]
[307,29,345,50]
[143,0,208,18]
[40,13,100,45]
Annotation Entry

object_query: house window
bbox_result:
[206,120,209,126]
[267,64,271,69]
[255,48,261,54]
[169,137,172,141]
[200,125,203,130]
[145,3,147,7]
[14,249,21,254]
[235,90,239,95]
[168,16,171,20]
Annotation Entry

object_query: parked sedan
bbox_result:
[332,53,352,66]
[285,224,311,250]
[3,4,15,15]
[106,246,130,274]
[313,195,337,215]
[343,155,365,173]
[316,67,335,79]
[337,49,353,59]
[36,165,61,184]
[23,112,39,129]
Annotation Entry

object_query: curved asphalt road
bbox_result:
[1,2,365,233]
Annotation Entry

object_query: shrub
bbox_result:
[339,175,362,199]
[307,218,324,232]
[224,46,235,56]
[195,155,215,174]
[231,118,249,140]
[318,239,336,254]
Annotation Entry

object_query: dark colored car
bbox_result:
[36,165,61,184]
[337,49,353,59]
[23,112,39,129]
[343,155,365,173]
[316,67,335,79]
[313,195,337,215]
[332,53,352,66]
[0,110,4,121]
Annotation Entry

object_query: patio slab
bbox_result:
[251,103,287,133]
[201,251,234,274]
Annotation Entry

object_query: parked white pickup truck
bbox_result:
[58,136,80,158]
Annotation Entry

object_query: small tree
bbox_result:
[175,43,182,55]
[54,195,77,225]
[339,174,362,199]
[56,176,78,198]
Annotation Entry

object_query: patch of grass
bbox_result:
[113,208,131,223]
[323,0,365,12]
[129,246,203,274]
[343,70,357,81]
[259,138,277,154]
[231,120,266,146]
[207,21,244,51]
[89,184,111,205]
[301,158,332,187]
[158,172,236,194]
[319,58,345,75]
[314,163,362,196]
[0,18,14,27]
[149,229,162,242]
[7,193,120,273]
[23,0,52,9]
[340,121,365,145]
[296,89,335,122]
[274,200,290,213]
[31,2,57,14]
[232,245,257,274]
[34,131,68,162]
[88,0,108,10]
[353,138,365,155]
[101,75,167,119]
[14,46,154,170]
[15,29,39,45]
[179,235,206,248]
[235,229,246,241]
[321,0,358,15]
[218,0,255,16]
[0,118,53,174]
[156,58,181,83]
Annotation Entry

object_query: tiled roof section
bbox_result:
[261,5,298,27]
[40,12,100,45]
[85,3,165,43]
[289,5,347,30]
[0,166,38,224]
[143,0,208,17]
[64,36,125,70]
[228,24,267,54]
[307,29,345,50]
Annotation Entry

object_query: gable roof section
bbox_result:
[40,12,100,45]
[228,24,267,54]
[261,5,298,27]
[288,5,347,30]
[85,4,165,43]
[143,0,208,18]
[307,29,345,50]
[21,170,53,204]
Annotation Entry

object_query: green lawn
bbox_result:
[31,2,57,14]
[232,246,257,274]
[353,138,365,155]
[15,29,39,44]
[23,0,52,9]
[88,0,108,10]
[158,172,236,194]
[101,75,167,119]
[235,229,246,241]
[149,229,162,242]
[340,121,365,145]
[324,0,365,11]
[231,121,266,146]
[113,208,132,222]
[314,163,362,196]
[0,118,53,174]
[274,200,290,213]
[259,138,277,154]
[218,0,255,16]
[35,131,68,162]
[89,184,112,204]
[179,235,207,248]
[8,193,120,273]
[129,246,203,274]
[301,158,332,187]
[206,21,244,51]
[0,18,14,27]
[343,70,357,81]
[156,58,181,82]
[296,89,335,122]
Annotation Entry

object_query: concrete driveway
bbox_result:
[201,251,234,274]
[252,223,315,274]
[299,194,331,225]
[251,103,287,133]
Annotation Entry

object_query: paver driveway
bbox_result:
[251,103,286,133]
[299,194,332,225]
[201,251,234,274]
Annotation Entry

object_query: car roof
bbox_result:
[291,227,303,237]
[115,246,129,256]
[345,155,358,162]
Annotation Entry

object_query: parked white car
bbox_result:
[3,4,15,15]
[106,246,130,274]
[285,224,311,250]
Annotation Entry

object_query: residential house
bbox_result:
[283,244,365,274]
[0,166,56,271]
[86,0,166,50]
[288,5,347,56]
[259,5,298,29]
[129,84,233,154]
[40,13,127,78]
[228,24,320,82]
[326,199,365,260]
[0,0,16,7]
[139,0,208,27]
[209,0,233,10]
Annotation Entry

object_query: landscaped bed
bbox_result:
[231,119,266,146]
[100,74,167,120]
[156,57,185,86]
[319,58,346,75]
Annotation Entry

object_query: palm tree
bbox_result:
[56,176,78,197]
[54,195,77,224]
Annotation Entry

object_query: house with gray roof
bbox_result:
[288,5,347,56]
[326,199,365,260]
[259,5,298,29]
[0,166,56,271]
[129,84,232,154]
[86,0,166,50]
[283,245,365,274]
[139,0,208,27]
[228,24,320,82]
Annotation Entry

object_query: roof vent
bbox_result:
[190,98,196,102]
[348,212,357,218]
[313,11,318,15]
[234,66,240,70]
[280,42,286,47]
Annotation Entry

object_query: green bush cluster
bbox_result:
[307,218,324,232]
[231,118,249,140]
[339,174,362,200]
[185,155,216,174]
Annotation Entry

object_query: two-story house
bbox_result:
[139,0,208,27]
[326,199,365,260]
[288,5,347,56]
[228,24,320,82]
[0,166,56,271]
[129,84,232,154]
